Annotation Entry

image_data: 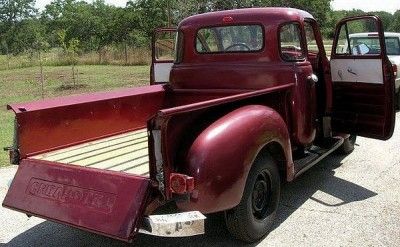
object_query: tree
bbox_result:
[58,29,80,87]
[0,0,398,64]
[267,0,332,24]
[42,0,117,62]
[32,24,50,98]
[127,0,170,39]
[0,0,36,25]
[369,11,393,31]
[109,7,142,64]
[389,10,400,32]
[0,0,37,56]
[323,9,366,39]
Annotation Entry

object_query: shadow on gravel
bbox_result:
[272,153,377,232]
[3,153,377,247]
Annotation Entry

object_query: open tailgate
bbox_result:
[3,159,150,241]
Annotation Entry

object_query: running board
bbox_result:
[294,137,344,178]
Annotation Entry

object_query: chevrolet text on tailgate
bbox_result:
[2,8,397,243]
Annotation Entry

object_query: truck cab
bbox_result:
[153,8,396,145]
[3,8,396,243]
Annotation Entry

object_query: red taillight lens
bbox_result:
[169,173,194,194]
[393,64,398,77]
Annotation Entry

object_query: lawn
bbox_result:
[0,65,150,167]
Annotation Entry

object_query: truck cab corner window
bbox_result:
[279,23,305,61]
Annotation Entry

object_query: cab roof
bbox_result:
[178,7,314,28]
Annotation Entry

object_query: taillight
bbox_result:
[169,173,194,194]
[393,64,398,77]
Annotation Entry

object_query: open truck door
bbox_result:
[150,28,177,84]
[330,16,396,140]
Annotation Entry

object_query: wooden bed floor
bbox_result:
[32,129,150,177]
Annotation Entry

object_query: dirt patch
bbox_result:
[55,84,88,91]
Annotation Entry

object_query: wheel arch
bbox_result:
[257,141,288,183]
[176,104,293,214]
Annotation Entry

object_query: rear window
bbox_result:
[196,25,264,53]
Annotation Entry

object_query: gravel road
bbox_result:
[1,115,400,247]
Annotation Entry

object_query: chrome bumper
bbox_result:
[139,211,206,237]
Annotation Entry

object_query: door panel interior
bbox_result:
[331,59,383,84]
[331,15,395,140]
[332,82,387,136]
[154,62,174,82]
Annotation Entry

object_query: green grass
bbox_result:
[0,48,151,71]
[0,65,149,167]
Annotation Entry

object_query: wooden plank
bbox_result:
[32,129,150,177]
[108,156,149,173]
[34,130,147,160]
[62,141,148,166]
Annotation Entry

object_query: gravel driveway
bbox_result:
[1,115,400,247]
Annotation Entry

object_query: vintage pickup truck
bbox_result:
[2,8,396,243]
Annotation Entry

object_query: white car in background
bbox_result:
[345,32,400,107]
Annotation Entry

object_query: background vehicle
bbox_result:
[2,8,396,243]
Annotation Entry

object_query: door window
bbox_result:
[334,18,381,56]
[155,31,176,61]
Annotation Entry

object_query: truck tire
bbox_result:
[337,135,357,155]
[225,153,280,243]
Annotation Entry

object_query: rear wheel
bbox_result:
[225,154,280,243]
[337,135,357,154]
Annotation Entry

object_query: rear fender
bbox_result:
[177,105,293,213]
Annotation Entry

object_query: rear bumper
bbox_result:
[2,159,151,241]
[140,211,206,237]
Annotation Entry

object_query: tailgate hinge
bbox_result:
[3,147,20,165]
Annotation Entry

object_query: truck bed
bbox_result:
[32,128,150,177]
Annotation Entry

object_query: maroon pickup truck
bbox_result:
[2,8,396,243]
